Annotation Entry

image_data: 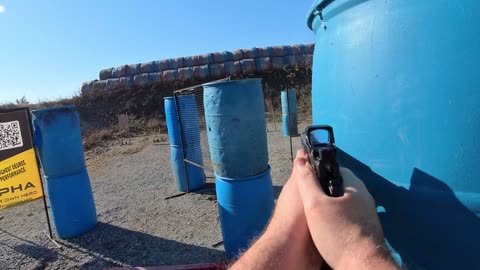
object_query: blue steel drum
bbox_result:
[308,1,480,269]
[216,166,274,259]
[170,145,205,192]
[281,90,299,136]
[46,170,97,238]
[203,79,269,178]
[32,106,86,177]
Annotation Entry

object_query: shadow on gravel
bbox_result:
[13,243,58,263]
[0,228,65,265]
[63,222,226,269]
[195,182,216,196]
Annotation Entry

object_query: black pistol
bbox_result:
[301,125,344,197]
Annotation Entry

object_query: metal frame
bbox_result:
[266,93,278,133]
[172,77,231,191]
[172,94,190,192]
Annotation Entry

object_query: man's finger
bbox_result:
[339,167,367,191]
[294,149,308,167]
[294,152,327,207]
[296,149,308,160]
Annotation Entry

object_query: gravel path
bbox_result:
[0,122,307,270]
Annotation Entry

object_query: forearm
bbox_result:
[229,230,288,270]
[337,240,400,270]
[229,216,321,270]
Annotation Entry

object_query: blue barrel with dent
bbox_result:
[216,166,274,259]
[308,1,480,269]
[164,97,205,192]
[32,105,96,238]
[203,79,269,178]
[281,90,299,136]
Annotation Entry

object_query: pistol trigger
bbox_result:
[325,163,332,172]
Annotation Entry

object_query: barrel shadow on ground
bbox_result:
[0,228,82,259]
[337,149,480,270]
[13,243,58,262]
[194,182,216,196]
[63,222,226,269]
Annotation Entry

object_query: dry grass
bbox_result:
[83,128,115,150]
[82,117,168,151]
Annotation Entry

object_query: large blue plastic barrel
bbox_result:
[203,79,269,178]
[32,106,86,177]
[46,170,97,238]
[164,97,182,146]
[216,166,274,259]
[169,145,205,192]
[308,1,480,269]
[164,97,205,192]
[281,90,299,136]
[32,105,97,238]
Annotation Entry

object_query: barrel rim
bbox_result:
[164,96,174,100]
[307,0,335,30]
[202,78,262,88]
[32,105,76,115]
[215,166,271,182]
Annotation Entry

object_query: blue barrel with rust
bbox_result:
[32,105,96,238]
[281,90,299,136]
[216,166,274,258]
[32,105,86,177]
[164,97,205,192]
[203,79,269,178]
[308,1,480,269]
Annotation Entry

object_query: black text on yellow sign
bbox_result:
[0,148,44,209]
[0,109,44,209]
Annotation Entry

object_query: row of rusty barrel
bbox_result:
[81,44,313,93]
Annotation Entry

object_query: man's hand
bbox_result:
[294,149,399,269]
[262,154,323,269]
[230,151,322,270]
[231,149,399,270]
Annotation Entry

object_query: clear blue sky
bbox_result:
[0,0,315,103]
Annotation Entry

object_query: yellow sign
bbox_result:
[0,108,44,209]
[0,148,43,209]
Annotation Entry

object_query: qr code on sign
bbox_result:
[0,121,23,151]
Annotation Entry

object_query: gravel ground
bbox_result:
[0,122,307,270]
